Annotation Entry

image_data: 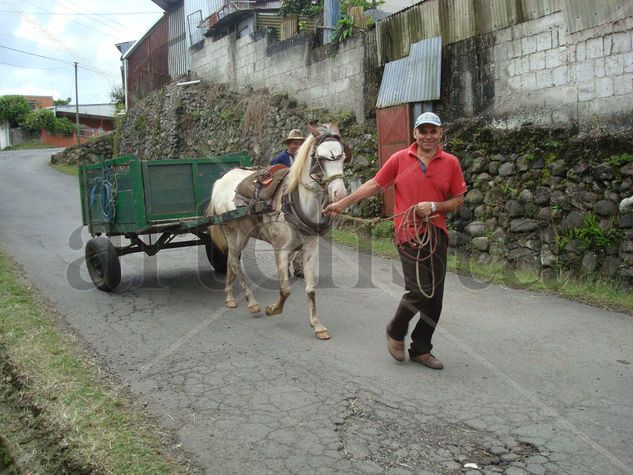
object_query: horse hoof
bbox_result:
[226,300,237,308]
[315,330,331,340]
[265,305,281,316]
[248,304,261,314]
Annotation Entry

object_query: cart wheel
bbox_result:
[205,242,228,273]
[85,237,121,291]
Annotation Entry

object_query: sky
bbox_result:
[0,0,164,105]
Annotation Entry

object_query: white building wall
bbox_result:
[0,120,10,149]
[191,31,369,120]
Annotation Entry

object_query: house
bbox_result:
[1,95,56,149]
[23,95,55,110]
[41,103,116,147]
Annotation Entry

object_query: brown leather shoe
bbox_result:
[386,328,405,362]
[410,353,444,370]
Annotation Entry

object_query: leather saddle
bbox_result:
[234,164,290,210]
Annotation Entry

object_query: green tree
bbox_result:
[0,95,31,126]
[54,97,72,106]
[278,0,323,18]
[110,85,125,107]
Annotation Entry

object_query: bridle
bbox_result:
[302,133,349,192]
[281,132,350,236]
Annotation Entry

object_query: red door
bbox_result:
[376,104,412,216]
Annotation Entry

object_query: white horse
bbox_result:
[206,124,349,339]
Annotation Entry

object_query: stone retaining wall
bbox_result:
[444,121,633,288]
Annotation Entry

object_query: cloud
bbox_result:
[0,81,62,100]
[1,0,162,104]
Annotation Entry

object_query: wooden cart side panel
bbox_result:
[142,155,252,223]
[79,168,89,226]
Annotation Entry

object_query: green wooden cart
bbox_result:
[79,152,254,291]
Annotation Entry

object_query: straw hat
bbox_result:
[282,129,305,144]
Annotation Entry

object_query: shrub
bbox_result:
[21,109,76,136]
[559,213,622,254]
[0,95,31,126]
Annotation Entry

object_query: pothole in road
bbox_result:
[336,391,541,473]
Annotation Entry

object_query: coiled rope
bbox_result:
[371,204,439,299]
[89,163,117,223]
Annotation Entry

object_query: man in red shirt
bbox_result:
[323,112,466,369]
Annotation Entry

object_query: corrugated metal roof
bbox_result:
[440,0,475,44]
[563,0,629,33]
[376,36,442,109]
[52,104,116,118]
[376,0,565,64]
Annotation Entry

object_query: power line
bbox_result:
[0,0,115,82]
[0,33,76,60]
[19,0,143,38]
[53,0,147,37]
[0,60,68,70]
[0,44,75,64]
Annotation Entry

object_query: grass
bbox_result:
[50,162,79,176]
[2,141,55,151]
[330,226,633,315]
[331,228,399,258]
[0,249,185,474]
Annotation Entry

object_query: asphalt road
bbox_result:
[1,149,632,474]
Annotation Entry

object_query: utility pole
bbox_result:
[74,61,80,145]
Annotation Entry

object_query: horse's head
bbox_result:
[305,123,349,203]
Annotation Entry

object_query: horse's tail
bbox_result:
[209,224,227,253]
[206,196,228,254]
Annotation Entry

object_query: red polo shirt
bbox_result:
[374,143,467,244]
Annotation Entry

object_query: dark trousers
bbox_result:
[387,229,448,356]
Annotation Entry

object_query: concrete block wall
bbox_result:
[492,11,633,130]
[191,30,369,121]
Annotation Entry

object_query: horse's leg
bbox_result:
[302,237,330,340]
[234,228,261,313]
[224,240,239,308]
[265,247,291,316]
[224,227,260,313]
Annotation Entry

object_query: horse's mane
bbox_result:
[286,123,339,194]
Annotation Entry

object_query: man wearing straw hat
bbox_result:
[272,129,306,277]
[271,129,305,167]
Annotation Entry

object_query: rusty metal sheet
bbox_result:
[376,36,442,109]
[376,104,412,215]
[126,16,170,103]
